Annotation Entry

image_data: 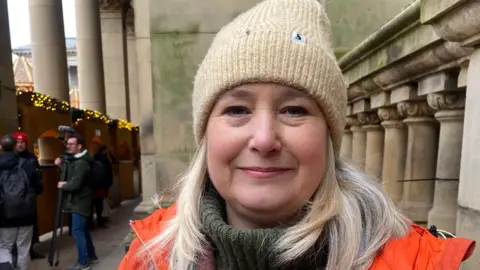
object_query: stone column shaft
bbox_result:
[426,105,464,233]
[100,7,129,120]
[340,130,353,159]
[398,101,439,225]
[75,0,106,113]
[378,107,407,205]
[362,112,385,180]
[28,0,69,101]
[350,125,366,169]
[340,116,355,159]
[133,0,157,216]
[0,0,18,134]
[127,21,139,125]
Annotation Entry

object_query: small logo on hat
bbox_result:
[291,31,306,44]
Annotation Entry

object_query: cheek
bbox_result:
[205,121,245,186]
[289,126,328,181]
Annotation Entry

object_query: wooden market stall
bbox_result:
[17,91,70,235]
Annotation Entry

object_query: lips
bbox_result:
[238,167,292,179]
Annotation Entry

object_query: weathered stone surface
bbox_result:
[352,99,371,115]
[378,107,403,121]
[326,0,414,58]
[425,0,480,46]
[390,85,418,104]
[458,49,480,211]
[397,101,436,118]
[150,0,261,33]
[417,71,458,96]
[370,92,390,109]
[420,0,465,23]
[427,92,465,111]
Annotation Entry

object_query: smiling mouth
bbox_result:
[238,167,293,179]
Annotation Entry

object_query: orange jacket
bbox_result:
[119,204,475,270]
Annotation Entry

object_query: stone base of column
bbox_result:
[133,153,176,219]
[134,199,157,219]
[399,200,432,225]
[427,181,459,233]
[456,206,480,268]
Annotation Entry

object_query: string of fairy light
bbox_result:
[16,91,139,131]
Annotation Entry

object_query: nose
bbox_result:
[248,113,281,155]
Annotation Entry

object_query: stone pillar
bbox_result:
[0,0,18,134]
[99,1,129,120]
[362,111,385,180]
[398,101,439,225]
[426,93,465,233]
[457,49,480,265]
[28,0,69,101]
[350,115,366,169]
[340,117,354,159]
[126,9,139,125]
[378,107,407,204]
[75,0,106,113]
[133,0,157,216]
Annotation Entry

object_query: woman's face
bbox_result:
[206,83,329,229]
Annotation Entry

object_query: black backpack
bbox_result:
[90,160,107,190]
[0,158,35,221]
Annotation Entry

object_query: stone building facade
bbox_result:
[1,0,480,268]
[339,0,480,267]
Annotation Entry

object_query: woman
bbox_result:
[119,0,475,269]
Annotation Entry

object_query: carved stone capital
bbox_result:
[378,107,403,121]
[99,0,122,11]
[346,116,359,128]
[427,93,465,111]
[357,112,380,125]
[397,101,435,118]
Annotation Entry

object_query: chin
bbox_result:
[234,192,295,216]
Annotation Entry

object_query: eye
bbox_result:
[223,106,250,116]
[280,106,309,116]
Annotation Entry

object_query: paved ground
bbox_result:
[29,198,140,270]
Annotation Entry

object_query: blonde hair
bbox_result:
[144,137,409,270]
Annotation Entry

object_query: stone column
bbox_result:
[28,0,69,101]
[457,47,480,268]
[398,101,439,225]
[0,0,18,134]
[350,115,366,169]
[378,107,407,204]
[126,9,139,125]
[133,0,157,216]
[362,111,385,180]
[426,93,465,233]
[340,117,354,159]
[99,1,129,120]
[75,0,106,113]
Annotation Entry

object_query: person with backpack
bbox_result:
[10,132,44,261]
[88,144,113,229]
[0,135,41,270]
[57,134,98,270]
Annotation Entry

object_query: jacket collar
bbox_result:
[74,149,88,159]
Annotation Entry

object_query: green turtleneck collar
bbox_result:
[199,188,328,270]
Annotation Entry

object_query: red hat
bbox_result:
[13,132,29,145]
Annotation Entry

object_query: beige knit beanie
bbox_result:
[192,0,347,154]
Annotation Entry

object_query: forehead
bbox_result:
[221,83,311,100]
[67,137,77,143]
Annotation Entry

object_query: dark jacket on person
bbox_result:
[94,147,113,190]
[0,151,42,227]
[18,149,43,195]
[61,149,93,217]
